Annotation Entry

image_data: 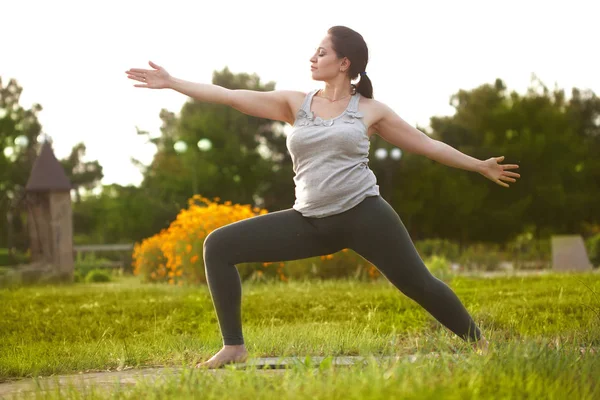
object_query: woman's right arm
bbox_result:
[126,61,304,125]
[170,78,302,124]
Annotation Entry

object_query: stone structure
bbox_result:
[551,235,593,272]
[23,140,74,282]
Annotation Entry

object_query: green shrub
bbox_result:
[84,269,112,283]
[414,239,460,262]
[75,252,115,278]
[0,248,31,266]
[458,243,503,271]
[73,270,85,283]
[586,233,600,268]
[506,231,551,270]
[0,266,17,287]
[424,255,454,281]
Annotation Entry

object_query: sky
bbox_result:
[2,0,598,188]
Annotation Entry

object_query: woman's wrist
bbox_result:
[166,76,179,90]
[475,159,486,174]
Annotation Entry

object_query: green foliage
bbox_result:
[84,269,112,283]
[458,243,503,271]
[0,78,44,250]
[73,270,84,283]
[0,248,30,266]
[74,252,117,279]
[5,73,599,253]
[424,255,455,281]
[59,142,103,204]
[0,266,13,287]
[0,77,105,251]
[137,67,295,215]
[506,228,551,270]
[586,233,600,267]
[72,183,169,245]
[414,239,460,261]
[402,76,600,243]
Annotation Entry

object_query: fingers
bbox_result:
[499,176,516,183]
[149,61,161,69]
[134,84,149,88]
[126,68,153,73]
[126,71,147,80]
[501,164,519,170]
[496,180,509,188]
[127,74,146,83]
[495,156,505,162]
[504,171,520,178]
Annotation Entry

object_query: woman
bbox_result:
[126,26,519,369]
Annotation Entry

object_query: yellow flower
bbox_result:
[133,193,271,286]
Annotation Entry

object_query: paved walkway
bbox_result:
[0,355,436,398]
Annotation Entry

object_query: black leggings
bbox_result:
[203,195,481,345]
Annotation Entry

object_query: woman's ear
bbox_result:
[340,57,351,73]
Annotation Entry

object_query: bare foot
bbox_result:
[471,336,490,355]
[195,344,249,369]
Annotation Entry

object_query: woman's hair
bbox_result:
[327,26,373,99]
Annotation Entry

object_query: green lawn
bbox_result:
[1,273,599,399]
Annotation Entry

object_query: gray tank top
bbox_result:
[286,89,380,218]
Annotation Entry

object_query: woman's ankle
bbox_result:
[223,343,247,350]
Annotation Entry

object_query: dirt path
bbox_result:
[0,355,426,398]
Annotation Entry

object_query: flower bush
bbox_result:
[132,195,380,285]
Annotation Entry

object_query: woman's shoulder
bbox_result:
[357,95,389,120]
[281,90,311,114]
[357,94,385,107]
[276,90,309,100]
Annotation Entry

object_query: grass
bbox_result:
[1,272,599,399]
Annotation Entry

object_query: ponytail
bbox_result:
[356,73,373,99]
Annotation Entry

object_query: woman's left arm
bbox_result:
[373,103,520,188]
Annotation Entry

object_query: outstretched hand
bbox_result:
[125,61,171,89]
[479,156,520,188]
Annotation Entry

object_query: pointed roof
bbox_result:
[26,141,72,192]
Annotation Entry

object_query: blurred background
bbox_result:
[1,0,599,282]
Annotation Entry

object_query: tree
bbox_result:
[0,77,44,250]
[60,142,104,204]
[403,76,600,243]
[0,77,106,251]
[137,67,295,213]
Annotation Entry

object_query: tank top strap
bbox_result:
[301,89,319,112]
[347,92,361,112]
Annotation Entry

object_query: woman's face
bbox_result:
[309,35,348,81]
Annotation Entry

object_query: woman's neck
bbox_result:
[320,79,353,101]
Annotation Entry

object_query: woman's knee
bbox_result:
[203,227,230,261]
[391,267,440,300]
